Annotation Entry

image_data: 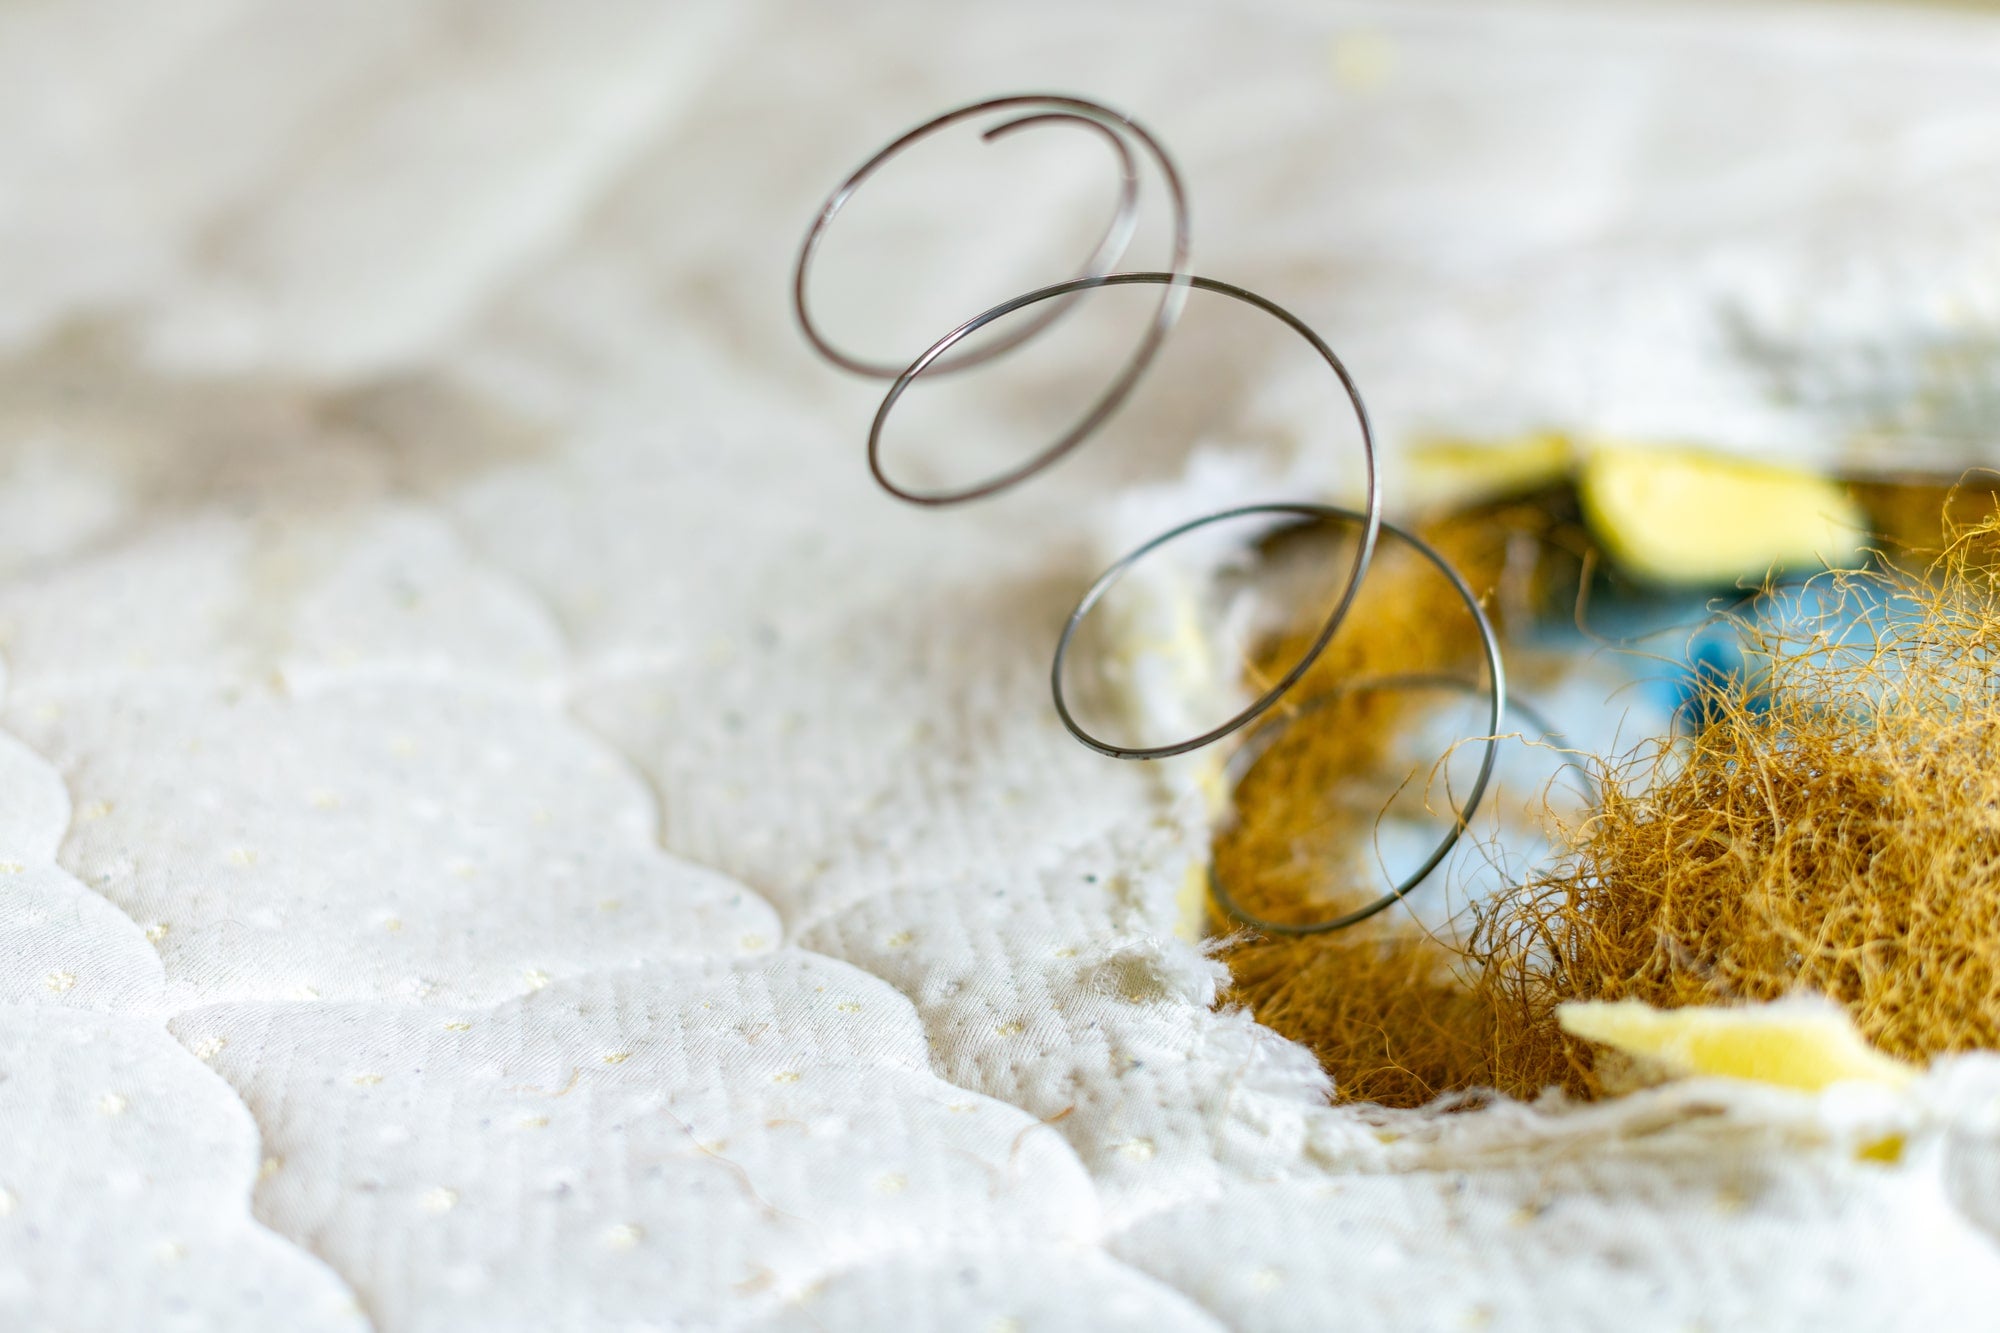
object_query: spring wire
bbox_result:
[793,94,1511,934]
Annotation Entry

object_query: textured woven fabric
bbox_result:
[5,2,2000,1328]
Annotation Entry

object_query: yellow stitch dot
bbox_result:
[78,800,111,821]
[995,1020,1024,1037]
[188,1035,227,1062]
[98,1093,127,1116]
[1252,1267,1283,1292]
[1331,30,1399,93]
[524,969,550,991]
[602,1052,631,1065]
[309,789,341,810]
[947,1103,977,1114]
[603,1222,644,1250]
[420,1187,457,1214]
[1857,1134,1905,1165]
[1118,1137,1155,1162]
[144,923,168,943]
[43,970,76,994]
[885,930,914,949]
[351,1073,383,1087]
[771,1070,801,1084]
[874,1173,907,1194]
[226,847,257,867]
[739,934,767,951]
[1052,946,1077,958]
[834,1001,861,1014]
[293,985,320,1001]
[381,917,403,933]
[259,1156,283,1179]
[0,861,23,874]
[443,1021,471,1033]
[597,898,622,913]
[155,1240,186,1264]
[519,1115,549,1129]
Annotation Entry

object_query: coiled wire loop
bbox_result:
[794,94,1511,933]
[795,95,1190,505]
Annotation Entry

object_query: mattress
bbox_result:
[5,1,2000,1328]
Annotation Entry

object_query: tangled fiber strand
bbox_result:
[1219,501,2000,1106]
[1481,512,2000,1081]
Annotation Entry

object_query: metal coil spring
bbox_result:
[793,94,1512,934]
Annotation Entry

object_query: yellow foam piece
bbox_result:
[1175,861,1209,943]
[1578,443,1864,585]
[1095,540,1232,943]
[1557,998,1916,1092]
[1405,432,1574,511]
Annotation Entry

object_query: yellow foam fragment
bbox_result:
[1557,998,1915,1092]
[1175,861,1208,943]
[1093,525,1242,944]
[1405,432,1573,511]
[1578,443,1864,585]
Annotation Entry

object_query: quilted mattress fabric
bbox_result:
[5,2,2000,1330]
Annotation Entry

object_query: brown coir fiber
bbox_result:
[1216,504,2000,1107]
[1212,495,1578,1106]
